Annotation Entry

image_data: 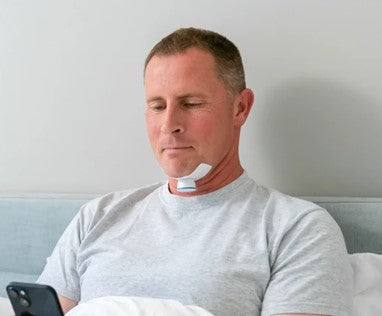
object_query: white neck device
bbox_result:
[172,163,212,192]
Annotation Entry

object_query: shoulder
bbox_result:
[235,175,333,232]
[248,182,343,251]
[253,183,329,227]
[76,182,164,231]
[261,187,348,268]
[86,182,163,209]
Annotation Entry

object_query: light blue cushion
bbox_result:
[0,195,92,296]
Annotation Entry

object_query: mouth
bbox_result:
[163,146,192,150]
[162,146,193,154]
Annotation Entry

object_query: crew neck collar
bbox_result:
[159,170,252,211]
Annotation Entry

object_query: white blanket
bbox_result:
[66,296,214,316]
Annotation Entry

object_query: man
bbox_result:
[37,28,352,315]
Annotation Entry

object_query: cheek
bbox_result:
[145,116,159,145]
[191,116,215,142]
[194,114,233,146]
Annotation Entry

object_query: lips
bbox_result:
[162,146,192,152]
[160,143,193,155]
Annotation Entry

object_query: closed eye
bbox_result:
[148,103,166,111]
[183,102,202,108]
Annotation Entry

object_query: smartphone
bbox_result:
[6,282,64,316]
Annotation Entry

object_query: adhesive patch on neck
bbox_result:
[174,163,212,192]
[176,178,198,192]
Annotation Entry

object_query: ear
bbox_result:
[233,88,255,127]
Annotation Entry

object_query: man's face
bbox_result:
[144,48,238,178]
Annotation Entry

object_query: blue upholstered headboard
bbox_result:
[0,194,381,297]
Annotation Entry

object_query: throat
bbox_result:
[168,159,243,196]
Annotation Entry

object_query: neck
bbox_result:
[168,145,243,197]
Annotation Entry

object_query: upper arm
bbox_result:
[37,207,89,304]
[58,294,78,314]
[262,209,352,315]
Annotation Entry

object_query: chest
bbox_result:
[77,207,270,315]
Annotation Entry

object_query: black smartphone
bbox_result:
[6,282,64,316]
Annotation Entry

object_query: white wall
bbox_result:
[1,0,381,196]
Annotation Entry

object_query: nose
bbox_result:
[160,105,184,134]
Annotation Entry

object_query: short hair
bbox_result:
[144,27,246,97]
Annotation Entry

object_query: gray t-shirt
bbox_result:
[38,172,352,315]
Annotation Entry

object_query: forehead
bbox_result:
[144,48,220,85]
[146,46,216,68]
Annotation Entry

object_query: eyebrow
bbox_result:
[146,93,208,103]
[146,96,164,104]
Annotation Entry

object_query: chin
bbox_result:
[162,165,195,179]
[163,170,188,179]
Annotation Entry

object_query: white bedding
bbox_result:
[349,252,382,316]
[1,253,381,316]
[67,296,213,316]
[0,296,11,316]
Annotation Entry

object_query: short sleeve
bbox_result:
[261,209,352,316]
[36,203,91,302]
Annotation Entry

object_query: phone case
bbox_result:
[6,282,64,316]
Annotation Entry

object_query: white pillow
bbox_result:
[0,296,12,316]
[66,296,214,316]
[349,252,382,316]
